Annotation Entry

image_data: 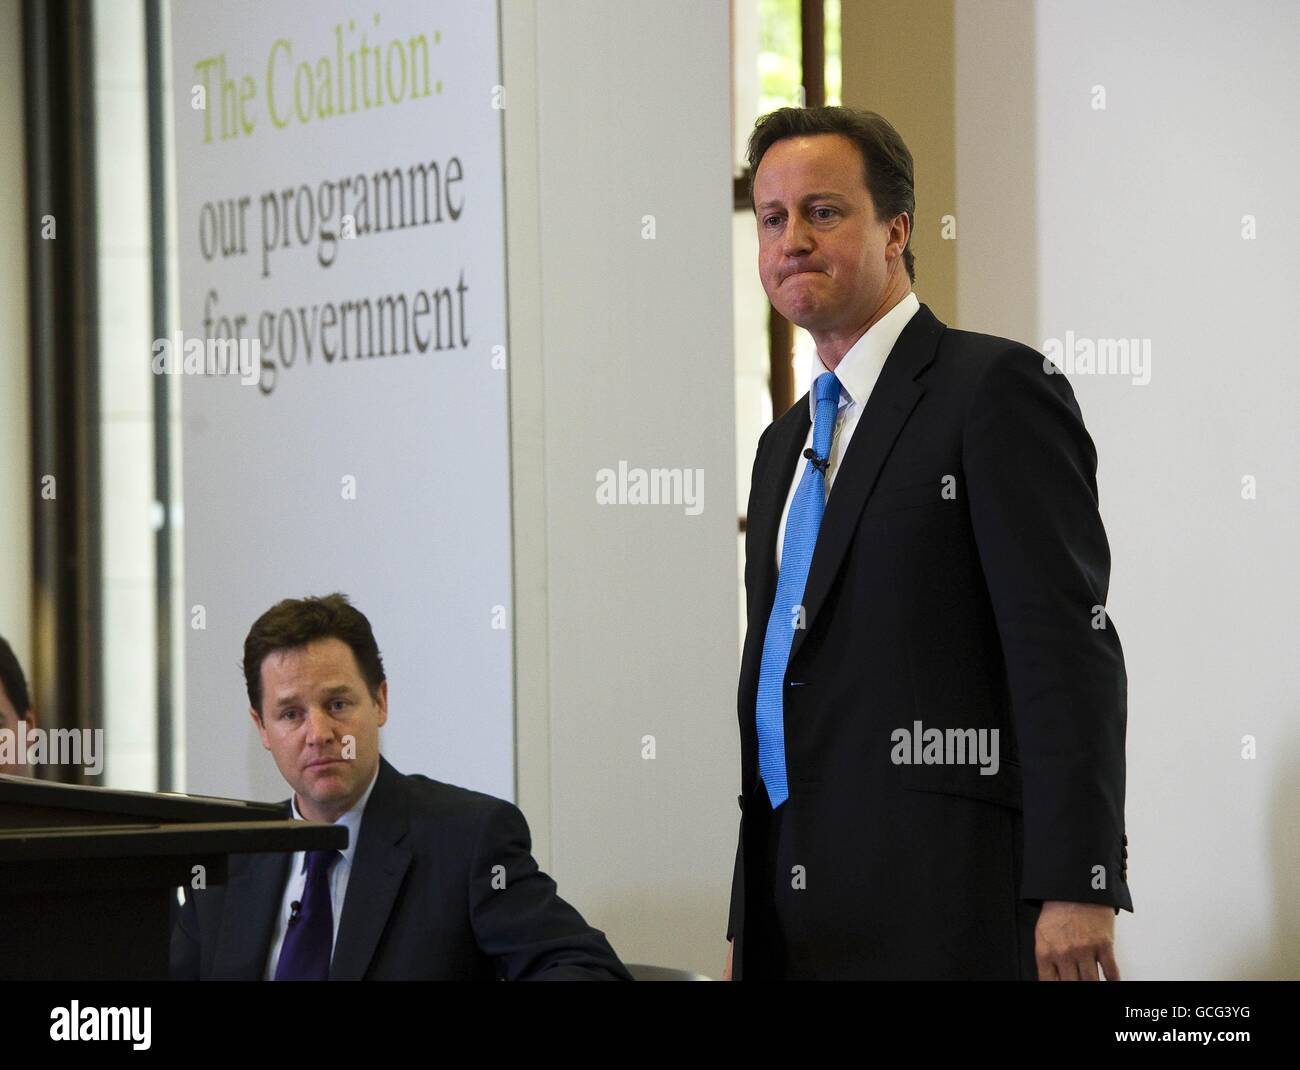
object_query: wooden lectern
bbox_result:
[0,774,347,980]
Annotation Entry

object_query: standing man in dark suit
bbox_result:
[171,593,631,980]
[725,107,1132,981]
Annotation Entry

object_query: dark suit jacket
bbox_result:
[171,756,632,980]
[729,302,1132,980]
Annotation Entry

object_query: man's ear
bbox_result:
[889,211,910,259]
[375,680,388,727]
[249,705,271,749]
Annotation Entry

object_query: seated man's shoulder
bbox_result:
[392,769,522,842]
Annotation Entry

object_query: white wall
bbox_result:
[958,0,1300,979]
[503,0,739,977]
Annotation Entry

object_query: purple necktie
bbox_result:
[273,849,339,981]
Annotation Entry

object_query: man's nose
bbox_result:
[304,706,335,745]
[781,213,814,255]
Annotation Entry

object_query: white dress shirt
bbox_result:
[775,291,921,569]
[263,763,380,980]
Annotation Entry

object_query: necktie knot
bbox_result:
[811,372,841,460]
[305,849,339,879]
[814,371,841,405]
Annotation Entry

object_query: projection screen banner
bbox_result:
[169,0,514,802]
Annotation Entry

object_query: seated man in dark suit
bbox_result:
[170,593,631,981]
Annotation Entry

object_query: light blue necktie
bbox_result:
[756,371,841,808]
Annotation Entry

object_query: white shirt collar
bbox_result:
[808,290,921,418]
[290,761,380,870]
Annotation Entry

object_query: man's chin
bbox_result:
[779,307,822,331]
[299,764,350,795]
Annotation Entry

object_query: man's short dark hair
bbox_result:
[746,105,916,284]
[243,594,385,718]
[0,635,32,718]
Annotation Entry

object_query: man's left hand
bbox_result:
[1035,900,1120,980]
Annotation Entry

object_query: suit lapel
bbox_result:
[329,756,413,980]
[749,405,812,624]
[788,303,945,664]
[211,809,291,980]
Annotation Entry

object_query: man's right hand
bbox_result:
[723,939,734,981]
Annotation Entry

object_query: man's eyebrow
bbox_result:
[755,191,849,211]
